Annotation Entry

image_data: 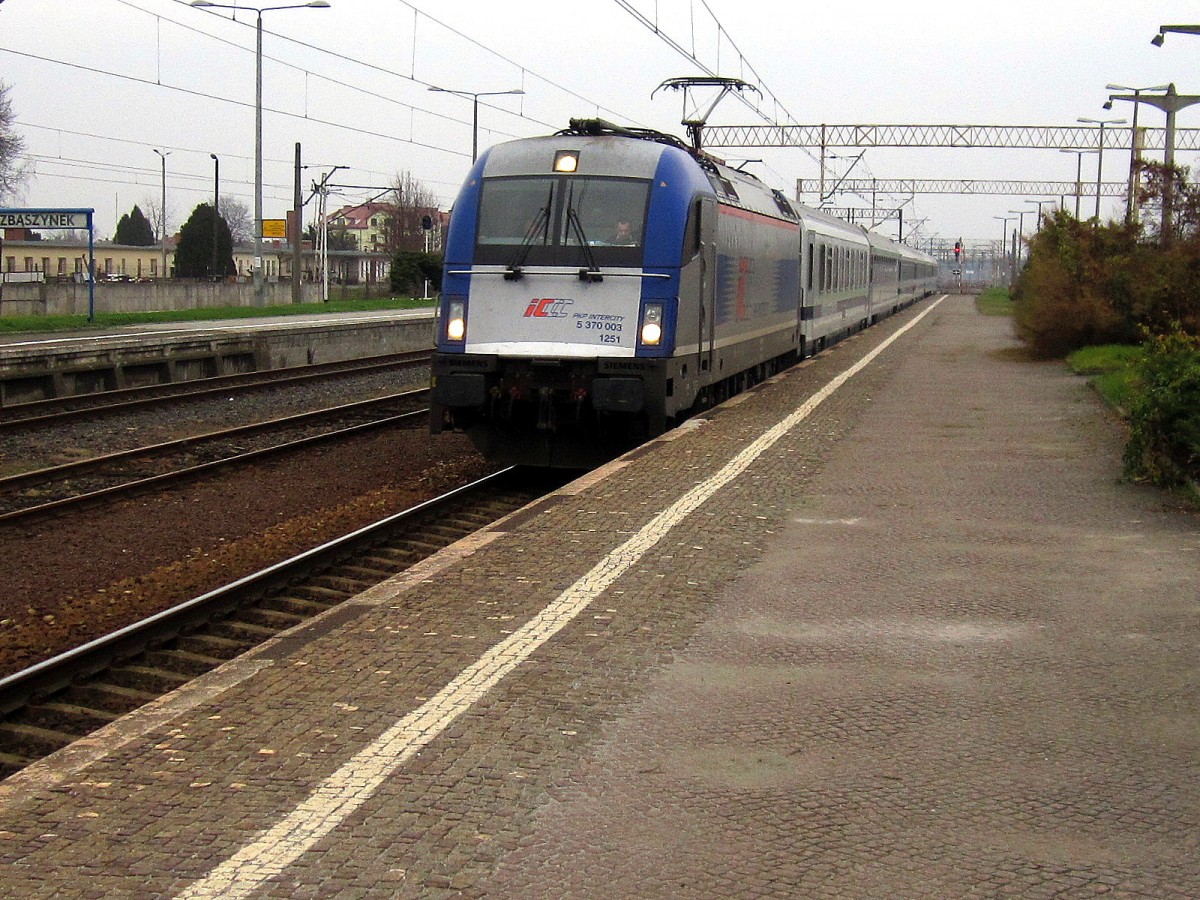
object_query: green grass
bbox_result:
[975,287,1014,316]
[0,296,437,335]
[1066,343,1143,412]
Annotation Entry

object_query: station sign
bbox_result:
[261,218,288,239]
[0,209,91,230]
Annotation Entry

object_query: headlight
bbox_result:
[445,298,466,342]
[640,303,663,345]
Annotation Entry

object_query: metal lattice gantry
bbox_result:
[796,179,1128,197]
[701,123,1200,151]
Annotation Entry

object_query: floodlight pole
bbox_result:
[1077,117,1126,221]
[1024,198,1054,232]
[210,153,220,279]
[1105,84,1170,225]
[427,87,526,162]
[992,215,1012,284]
[1058,149,1097,219]
[189,1,331,303]
[152,148,170,280]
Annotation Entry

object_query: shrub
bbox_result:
[390,250,442,296]
[1123,329,1200,486]
[1012,212,1136,357]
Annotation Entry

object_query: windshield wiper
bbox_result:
[504,205,550,281]
[566,206,603,282]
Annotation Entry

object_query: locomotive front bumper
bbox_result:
[431,353,663,426]
[432,355,657,415]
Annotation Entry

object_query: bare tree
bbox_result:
[0,81,31,202]
[141,194,179,243]
[385,170,442,253]
[43,229,89,242]
[218,195,252,243]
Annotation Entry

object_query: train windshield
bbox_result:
[475,175,650,267]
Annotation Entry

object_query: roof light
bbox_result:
[554,150,579,173]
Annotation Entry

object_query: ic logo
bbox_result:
[523,297,573,318]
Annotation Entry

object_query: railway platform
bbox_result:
[0,309,435,404]
[0,294,1197,898]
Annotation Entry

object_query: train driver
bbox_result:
[611,219,636,245]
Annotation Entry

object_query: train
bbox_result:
[430,118,938,467]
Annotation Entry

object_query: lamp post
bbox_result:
[152,148,170,280]
[210,153,220,280]
[1077,117,1126,221]
[1104,83,1170,225]
[1024,198,1054,232]
[1113,78,1200,244]
[1152,24,1200,46]
[427,87,525,162]
[1007,209,1029,270]
[992,215,1012,284]
[190,1,331,305]
[1058,148,1098,219]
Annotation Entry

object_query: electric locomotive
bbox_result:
[430,118,935,467]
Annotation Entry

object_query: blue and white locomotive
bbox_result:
[431,119,936,467]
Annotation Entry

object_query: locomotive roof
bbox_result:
[480,133,679,180]
[478,121,935,265]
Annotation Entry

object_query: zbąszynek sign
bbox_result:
[0,209,91,230]
[0,207,97,320]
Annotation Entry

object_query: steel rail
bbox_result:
[0,388,430,494]
[0,405,430,526]
[0,467,522,720]
[0,350,432,430]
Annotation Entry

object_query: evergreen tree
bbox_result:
[390,250,442,296]
[114,205,156,246]
[174,203,235,279]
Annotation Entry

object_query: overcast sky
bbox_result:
[3,0,1200,248]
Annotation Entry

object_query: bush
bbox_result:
[1012,212,1137,358]
[390,250,442,296]
[1123,329,1200,486]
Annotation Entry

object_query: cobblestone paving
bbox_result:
[0,297,1195,898]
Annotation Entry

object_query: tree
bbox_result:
[174,203,234,279]
[0,81,30,202]
[390,250,442,296]
[218,196,252,244]
[385,170,442,253]
[114,205,156,246]
[304,221,357,251]
[141,195,176,244]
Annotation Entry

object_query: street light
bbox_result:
[427,86,525,162]
[210,153,220,280]
[1024,198,1054,232]
[1104,83,1170,225]
[992,215,1013,284]
[190,1,331,305]
[1058,148,1098,219]
[1152,25,1200,46]
[1077,117,1126,221]
[1113,78,1200,243]
[152,148,170,280]
[1007,209,1029,270]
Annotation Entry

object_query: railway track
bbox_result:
[0,350,432,432]
[0,466,566,782]
[0,389,432,524]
